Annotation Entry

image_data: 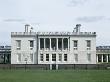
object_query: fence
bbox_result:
[0,64,110,70]
[58,64,110,70]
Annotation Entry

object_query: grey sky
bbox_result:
[0,0,110,46]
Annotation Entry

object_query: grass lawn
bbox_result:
[0,69,110,82]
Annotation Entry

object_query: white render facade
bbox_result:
[11,24,96,64]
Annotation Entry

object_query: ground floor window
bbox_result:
[64,54,67,61]
[58,54,62,61]
[52,54,56,61]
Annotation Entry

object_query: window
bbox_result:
[40,54,43,61]
[16,40,21,50]
[30,54,33,62]
[87,40,91,47]
[52,54,56,61]
[64,54,67,61]
[87,53,91,62]
[74,40,78,47]
[46,54,49,61]
[30,40,34,49]
[17,53,21,62]
[59,54,62,61]
[74,54,78,62]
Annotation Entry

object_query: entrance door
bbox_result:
[52,64,56,70]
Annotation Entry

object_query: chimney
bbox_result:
[25,24,30,32]
[74,24,81,33]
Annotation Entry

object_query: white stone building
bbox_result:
[11,24,96,66]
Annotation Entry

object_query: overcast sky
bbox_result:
[0,0,110,46]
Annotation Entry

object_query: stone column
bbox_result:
[96,54,98,63]
[107,54,108,63]
[57,38,58,50]
[62,38,64,50]
[101,54,103,63]
[44,38,45,50]
[50,38,51,50]
[68,38,69,50]
[39,38,40,50]
[62,54,64,62]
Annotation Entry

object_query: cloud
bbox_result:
[76,16,105,22]
[69,0,88,7]
[3,18,25,22]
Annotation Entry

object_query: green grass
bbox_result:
[0,69,110,82]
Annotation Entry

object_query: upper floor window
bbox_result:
[16,40,21,50]
[74,40,78,47]
[30,40,34,48]
[73,40,78,50]
[87,40,91,47]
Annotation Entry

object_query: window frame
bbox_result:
[64,54,67,61]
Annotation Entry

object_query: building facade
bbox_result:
[11,24,96,66]
[0,46,11,64]
[96,46,110,63]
